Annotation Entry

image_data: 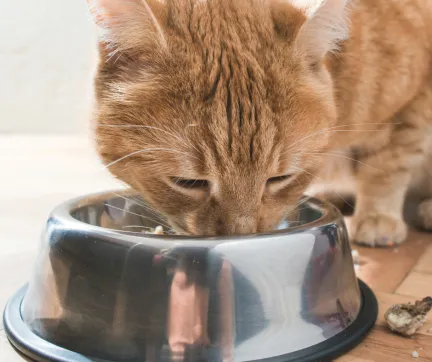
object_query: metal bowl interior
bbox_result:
[68,190,336,240]
[3,190,376,362]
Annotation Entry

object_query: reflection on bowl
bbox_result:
[3,190,377,362]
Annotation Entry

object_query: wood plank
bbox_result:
[414,245,432,274]
[396,272,432,299]
[337,325,432,362]
[353,229,432,293]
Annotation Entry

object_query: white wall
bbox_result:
[0,0,98,133]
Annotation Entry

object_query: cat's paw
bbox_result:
[350,213,408,247]
[417,199,432,230]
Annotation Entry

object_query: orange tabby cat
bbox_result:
[87,0,432,246]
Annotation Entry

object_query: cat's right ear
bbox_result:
[86,0,168,53]
[272,0,350,63]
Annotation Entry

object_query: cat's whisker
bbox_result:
[288,206,312,215]
[119,228,177,236]
[122,225,154,229]
[294,194,312,206]
[122,225,177,235]
[119,229,152,235]
[284,129,383,154]
[129,196,162,216]
[285,121,402,152]
[118,192,155,212]
[303,152,384,173]
[112,192,166,221]
[99,124,185,142]
[98,124,200,152]
[282,221,303,225]
[104,147,200,169]
[106,48,121,63]
[294,196,312,209]
[98,123,202,155]
[291,166,354,209]
[104,203,172,229]
[293,176,304,189]
[279,129,396,160]
[119,176,175,226]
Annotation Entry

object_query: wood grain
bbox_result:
[396,272,432,299]
[414,245,432,274]
[337,325,432,362]
[354,229,432,293]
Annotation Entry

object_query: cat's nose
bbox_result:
[236,216,256,234]
[216,216,257,235]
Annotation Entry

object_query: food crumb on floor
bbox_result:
[412,351,419,358]
[385,297,432,336]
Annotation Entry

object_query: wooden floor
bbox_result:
[0,135,432,361]
[337,229,432,362]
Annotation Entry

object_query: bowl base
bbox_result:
[3,280,377,362]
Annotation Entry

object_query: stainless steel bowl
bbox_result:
[3,190,377,362]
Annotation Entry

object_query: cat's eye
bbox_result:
[265,174,293,193]
[266,174,292,185]
[170,177,209,190]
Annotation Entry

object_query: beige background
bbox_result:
[0,0,97,134]
[0,5,118,358]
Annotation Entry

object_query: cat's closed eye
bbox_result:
[169,177,210,191]
[266,174,293,192]
[266,175,292,184]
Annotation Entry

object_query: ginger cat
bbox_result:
[87,0,432,246]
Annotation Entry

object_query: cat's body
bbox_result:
[307,0,432,245]
[88,0,432,245]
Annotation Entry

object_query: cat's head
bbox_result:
[88,0,349,235]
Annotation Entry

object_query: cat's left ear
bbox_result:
[87,0,168,52]
[273,0,350,62]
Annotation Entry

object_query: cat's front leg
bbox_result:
[350,124,427,247]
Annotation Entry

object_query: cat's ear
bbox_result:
[273,0,350,62]
[297,0,350,61]
[87,0,168,53]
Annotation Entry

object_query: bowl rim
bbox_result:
[49,189,344,244]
